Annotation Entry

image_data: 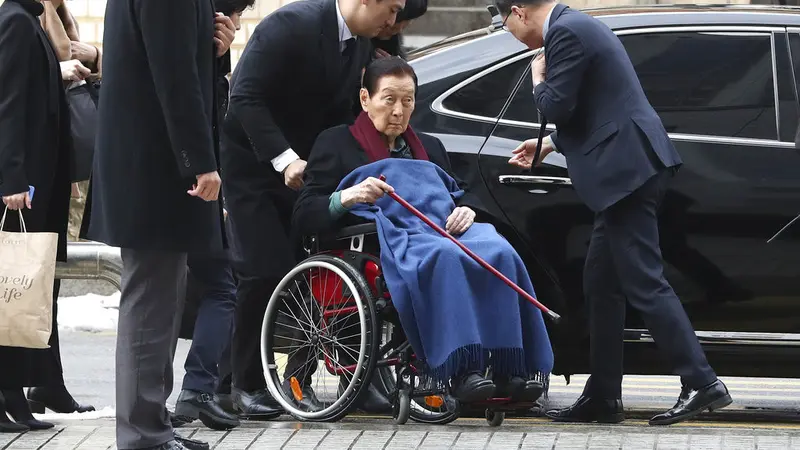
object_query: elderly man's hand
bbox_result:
[341,177,394,208]
[532,52,546,87]
[445,206,476,235]
[284,159,307,190]
[214,13,236,57]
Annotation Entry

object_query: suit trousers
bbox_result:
[181,253,237,393]
[583,169,717,399]
[116,249,187,450]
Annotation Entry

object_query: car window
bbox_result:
[441,57,538,123]
[619,31,777,140]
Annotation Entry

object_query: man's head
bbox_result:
[494,0,556,49]
[375,0,427,40]
[215,0,256,30]
[360,57,418,139]
[343,0,406,38]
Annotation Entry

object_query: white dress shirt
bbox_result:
[270,0,354,173]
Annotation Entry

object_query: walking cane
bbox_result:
[378,175,562,323]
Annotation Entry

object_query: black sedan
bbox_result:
[406,4,800,383]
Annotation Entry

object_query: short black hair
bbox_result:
[396,0,428,23]
[494,0,554,16]
[362,57,418,96]
[215,0,256,16]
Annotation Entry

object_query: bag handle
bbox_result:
[0,207,28,233]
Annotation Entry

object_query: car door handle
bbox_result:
[498,175,572,186]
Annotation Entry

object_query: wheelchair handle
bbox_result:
[378,174,561,324]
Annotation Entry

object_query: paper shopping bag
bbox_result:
[0,208,57,348]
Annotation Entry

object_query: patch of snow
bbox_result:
[57,293,120,333]
[33,406,116,421]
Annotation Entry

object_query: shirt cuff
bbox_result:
[271,148,300,173]
[329,191,350,219]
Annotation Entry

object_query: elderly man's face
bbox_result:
[376,19,412,40]
[363,74,416,139]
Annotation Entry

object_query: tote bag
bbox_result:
[0,208,58,348]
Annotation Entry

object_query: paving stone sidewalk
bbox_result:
[2,417,800,450]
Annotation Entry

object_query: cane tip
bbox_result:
[547,310,561,323]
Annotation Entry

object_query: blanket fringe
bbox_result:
[425,345,549,383]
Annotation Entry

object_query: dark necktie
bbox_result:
[342,38,355,67]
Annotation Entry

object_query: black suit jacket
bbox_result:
[536,4,682,212]
[222,0,371,164]
[219,0,371,276]
[0,0,71,261]
[293,124,485,236]
[82,0,224,253]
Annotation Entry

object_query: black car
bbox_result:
[406,4,800,383]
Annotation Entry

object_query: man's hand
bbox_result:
[188,171,222,201]
[445,206,476,235]
[214,13,236,57]
[340,177,394,208]
[283,159,307,191]
[2,191,32,211]
[532,52,546,87]
[70,41,98,65]
[508,135,554,169]
[60,59,91,82]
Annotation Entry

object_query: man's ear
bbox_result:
[359,88,370,111]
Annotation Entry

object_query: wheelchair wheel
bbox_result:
[486,409,504,427]
[261,255,379,422]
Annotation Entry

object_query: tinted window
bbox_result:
[441,58,538,123]
[619,31,777,140]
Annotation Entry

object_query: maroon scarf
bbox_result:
[349,111,430,162]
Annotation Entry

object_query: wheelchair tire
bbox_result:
[261,255,380,422]
[486,409,504,427]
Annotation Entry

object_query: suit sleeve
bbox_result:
[226,21,296,165]
[292,130,345,235]
[0,15,33,196]
[136,0,217,178]
[534,26,590,124]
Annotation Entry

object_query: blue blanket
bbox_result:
[336,159,554,382]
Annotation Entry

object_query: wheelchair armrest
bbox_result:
[333,222,377,240]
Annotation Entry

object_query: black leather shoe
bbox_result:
[649,379,732,426]
[2,389,54,430]
[173,432,209,450]
[169,411,193,428]
[231,388,283,420]
[450,372,495,403]
[174,390,240,431]
[26,386,95,414]
[339,377,393,414]
[545,395,624,423]
[494,376,544,402]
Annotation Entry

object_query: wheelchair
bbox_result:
[260,222,546,426]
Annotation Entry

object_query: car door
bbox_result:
[435,24,800,374]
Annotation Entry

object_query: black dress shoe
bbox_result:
[545,395,624,423]
[231,388,283,420]
[338,377,393,414]
[26,386,95,414]
[649,379,732,426]
[494,376,544,402]
[0,413,29,433]
[450,372,495,403]
[174,390,240,431]
[1,389,54,430]
[173,431,209,450]
[169,411,194,428]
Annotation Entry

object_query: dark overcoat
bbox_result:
[0,0,72,388]
[81,0,225,253]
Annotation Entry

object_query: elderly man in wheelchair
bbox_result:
[260,57,554,425]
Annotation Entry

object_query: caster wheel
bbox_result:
[393,389,411,425]
[485,409,504,427]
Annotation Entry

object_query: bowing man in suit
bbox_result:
[220,0,405,418]
[499,0,732,425]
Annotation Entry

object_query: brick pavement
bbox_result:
[2,417,800,449]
